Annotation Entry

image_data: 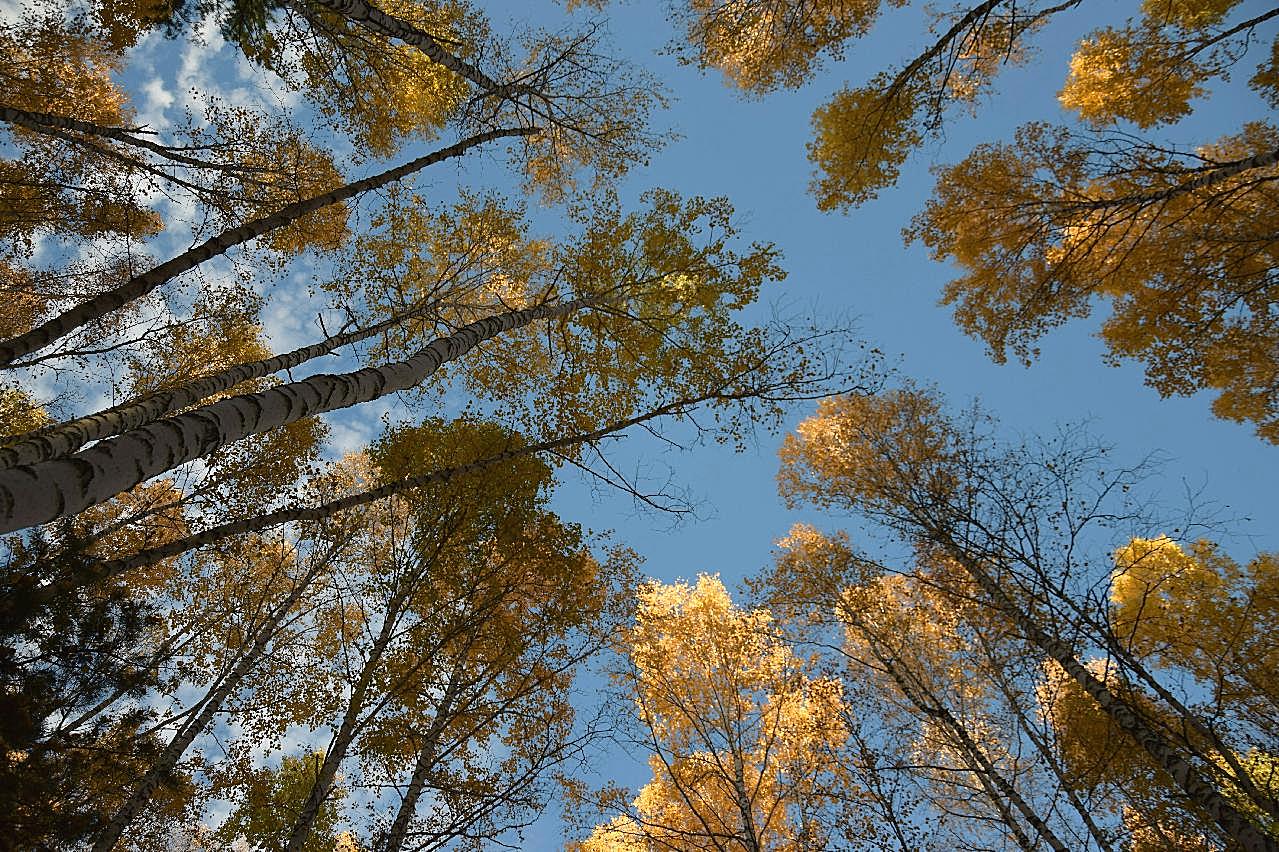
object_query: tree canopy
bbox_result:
[1,0,1275,849]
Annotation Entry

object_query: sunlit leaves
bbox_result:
[912,119,1279,441]
[1059,23,1209,128]
[668,0,889,94]
[579,574,847,851]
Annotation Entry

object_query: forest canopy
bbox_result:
[1,0,1276,850]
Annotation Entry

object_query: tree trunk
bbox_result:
[0,126,536,367]
[0,297,589,533]
[944,541,1278,852]
[379,671,464,852]
[93,552,334,851]
[847,611,1063,852]
[0,297,442,469]
[284,594,404,852]
[298,0,503,93]
[0,105,239,168]
[44,383,745,595]
[975,631,1117,852]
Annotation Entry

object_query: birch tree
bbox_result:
[776,387,1279,850]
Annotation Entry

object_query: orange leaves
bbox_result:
[589,574,847,850]
[292,0,474,157]
[914,118,1279,441]
[779,386,958,516]
[808,75,924,211]
[1059,23,1208,128]
[672,0,888,94]
[0,15,129,123]
[1109,536,1279,718]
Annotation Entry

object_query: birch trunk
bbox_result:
[0,297,589,533]
[975,632,1118,852]
[849,612,1064,852]
[45,383,742,595]
[944,542,1278,852]
[93,552,335,851]
[378,670,463,852]
[0,298,442,470]
[0,126,536,367]
[284,597,403,852]
[299,0,504,93]
[0,105,246,171]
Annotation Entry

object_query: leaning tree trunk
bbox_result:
[0,297,591,533]
[941,540,1279,852]
[40,383,744,599]
[0,126,536,367]
[378,668,465,852]
[298,0,505,93]
[284,589,408,852]
[0,296,443,469]
[849,613,1065,852]
[974,631,1118,852]
[93,548,338,851]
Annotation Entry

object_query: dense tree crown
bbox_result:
[0,0,875,845]
[572,574,848,851]
[659,0,1279,442]
[1,0,1274,848]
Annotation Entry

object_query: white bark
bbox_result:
[0,126,536,367]
[0,298,588,533]
[0,298,441,470]
[93,550,336,852]
[945,543,1278,852]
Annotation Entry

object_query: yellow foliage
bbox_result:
[236,133,350,255]
[674,0,887,93]
[126,298,271,397]
[584,574,847,850]
[296,0,472,157]
[1124,804,1217,852]
[0,16,129,123]
[1110,537,1279,718]
[1059,24,1206,128]
[0,383,50,439]
[1140,0,1241,30]
[808,75,923,210]
[1250,35,1279,107]
[778,387,957,514]
[1036,657,1156,790]
[913,119,1279,442]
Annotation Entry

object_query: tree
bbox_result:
[0,0,878,846]
[766,524,1119,851]
[664,0,1279,441]
[572,574,850,852]
[775,386,1279,850]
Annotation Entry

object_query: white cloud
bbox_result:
[138,77,176,130]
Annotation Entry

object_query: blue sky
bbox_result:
[520,0,1279,588]
[491,0,1279,841]
[98,0,1279,842]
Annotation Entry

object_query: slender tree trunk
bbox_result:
[949,714,1069,852]
[1060,145,1279,215]
[975,632,1117,852]
[847,612,1065,852]
[0,105,244,169]
[0,126,536,367]
[942,541,1278,852]
[93,551,335,851]
[730,751,763,852]
[298,0,504,93]
[0,297,442,469]
[0,296,589,533]
[380,670,464,852]
[44,384,748,595]
[285,596,404,852]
